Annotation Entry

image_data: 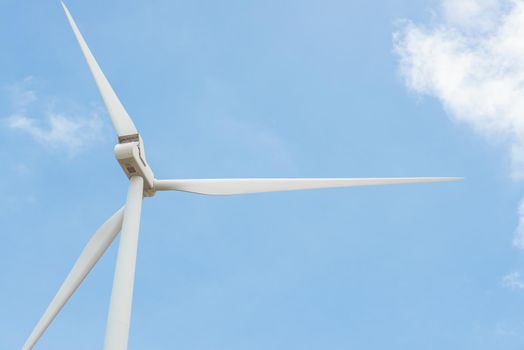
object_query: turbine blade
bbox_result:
[22,207,124,350]
[104,176,144,350]
[154,177,463,195]
[61,2,138,142]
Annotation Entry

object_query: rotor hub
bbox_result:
[114,138,155,196]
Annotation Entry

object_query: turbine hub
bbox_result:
[114,138,155,196]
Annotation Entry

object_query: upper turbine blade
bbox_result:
[61,2,138,142]
[22,207,124,350]
[154,177,463,195]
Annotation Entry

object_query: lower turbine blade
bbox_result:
[104,177,144,350]
[22,207,124,350]
[154,177,462,195]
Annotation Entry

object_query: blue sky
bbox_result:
[1,0,524,349]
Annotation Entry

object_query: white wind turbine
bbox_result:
[22,2,462,350]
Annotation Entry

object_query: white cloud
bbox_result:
[395,0,524,178]
[3,77,103,155]
[394,0,524,249]
[5,75,37,108]
[6,113,102,154]
[502,271,524,289]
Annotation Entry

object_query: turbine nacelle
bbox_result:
[114,136,155,196]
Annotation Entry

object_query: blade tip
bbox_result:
[437,177,464,182]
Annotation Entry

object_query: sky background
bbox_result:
[1,0,524,349]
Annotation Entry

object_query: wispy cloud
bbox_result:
[3,77,103,155]
[394,0,524,249]
[502,271,524,290]
[6,113,102,154]
[6,76,37,108]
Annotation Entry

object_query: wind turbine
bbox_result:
[22,2,461,350]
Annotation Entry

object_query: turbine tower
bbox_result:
[21,2,462,349]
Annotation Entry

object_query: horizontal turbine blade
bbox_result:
[154,177,462,195]
[61,1,138,142]
[22,207,124,350]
